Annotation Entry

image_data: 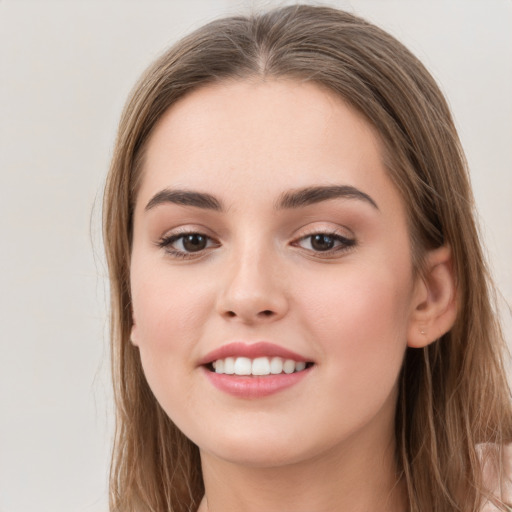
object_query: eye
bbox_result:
[157,232,219,258]
[178,233,209,252]
[294,232,356,254]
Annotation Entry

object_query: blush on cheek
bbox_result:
[310,270,410,365]
[133,267,213,342]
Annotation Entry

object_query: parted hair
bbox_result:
[103,5,512,511]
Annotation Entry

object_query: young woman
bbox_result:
[103,5,512,511]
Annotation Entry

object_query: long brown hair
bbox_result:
[103,5,512,511]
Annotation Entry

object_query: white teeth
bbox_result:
[295,361,306,372]
[234,357,252,375]
[214,359,224,374]
[269,357,283,374]
[211,356,309,376]
[252,357,270,376]
[224,356,235,374]
[283,359,295,374]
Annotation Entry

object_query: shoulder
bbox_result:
[479,443,512,511]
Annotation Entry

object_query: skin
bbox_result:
[130,79,455,512]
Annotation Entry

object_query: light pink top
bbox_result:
[480,444,512,511]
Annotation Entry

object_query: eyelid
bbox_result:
[290,225,357,257]
[291,222,355,241]
[156,224,216,244]
[156,226,220,259]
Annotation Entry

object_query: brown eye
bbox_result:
[182,234,208,252]
[310,234,336,251]
[294,232,356,255]
[157,232,218,258]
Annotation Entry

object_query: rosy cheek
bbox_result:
[131,267,211,353]
[297,267,410,354]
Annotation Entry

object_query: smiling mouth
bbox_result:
[208,356,315,376]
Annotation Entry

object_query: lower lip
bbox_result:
[202,366,312,399]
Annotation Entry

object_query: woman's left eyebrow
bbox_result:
[275,185,379,210]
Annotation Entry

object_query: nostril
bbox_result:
[221,309,280,321]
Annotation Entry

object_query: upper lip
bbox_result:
[198,341,311,366]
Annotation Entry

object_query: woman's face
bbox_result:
[130,80,422,467]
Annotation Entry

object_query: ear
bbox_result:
[407,245,457,348]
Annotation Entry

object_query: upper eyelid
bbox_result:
[158,224,218,240]
[291,224,355,240]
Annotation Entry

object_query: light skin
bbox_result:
[130,79,457,512]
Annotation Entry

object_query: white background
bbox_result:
[1,1,511,511]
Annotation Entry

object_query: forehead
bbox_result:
[137,79,402,216]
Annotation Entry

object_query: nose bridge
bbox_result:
[217,230,288,323]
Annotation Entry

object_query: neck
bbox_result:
[198,421,406,512]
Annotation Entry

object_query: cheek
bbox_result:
[301,263,411,332]
[130,269,210,416]
[295,263,412,389]
[131,261,213,345]
[129,261,217,409]
[294,269,411,439]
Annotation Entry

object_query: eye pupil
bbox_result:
[311,234,335,251]
[183,234,207,252]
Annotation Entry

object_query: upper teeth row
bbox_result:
[212,357,307,376]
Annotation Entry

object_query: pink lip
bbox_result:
[202,366,313,399]
[198,341,313,399]
[198,341,310,366]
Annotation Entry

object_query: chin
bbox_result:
[204,441,309,469]
[194,424,336,470]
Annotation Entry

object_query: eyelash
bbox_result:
[292,230,356,257]
[156,230,356,260]
[156,231,219,259]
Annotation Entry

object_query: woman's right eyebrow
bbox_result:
[145,189,224,212]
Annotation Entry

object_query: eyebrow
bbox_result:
[275,185,379,210]
[144,184,378,213]
[145,189,223,212]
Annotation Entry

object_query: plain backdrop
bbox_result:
[1,1,511,511]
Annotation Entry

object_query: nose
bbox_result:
[216,243,289,325]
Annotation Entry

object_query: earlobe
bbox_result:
[407,246,458,348]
